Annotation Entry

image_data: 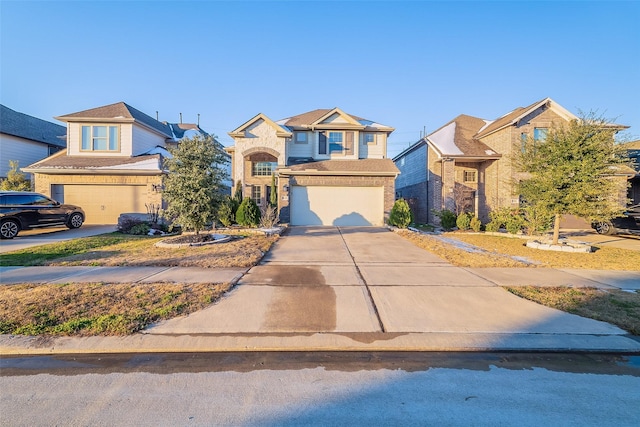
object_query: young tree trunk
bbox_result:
[552,213,561,245]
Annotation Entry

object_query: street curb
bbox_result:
[2,332,639,355]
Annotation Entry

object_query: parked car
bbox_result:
[0,191,85,239]
[592,204,640,235]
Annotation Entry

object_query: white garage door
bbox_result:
[54,185,147,224]
[291,186,384,226]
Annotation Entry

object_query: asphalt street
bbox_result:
[1,352,639,426]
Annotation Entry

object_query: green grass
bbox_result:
[0,233,150,266]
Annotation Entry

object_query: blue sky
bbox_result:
[1,0,638,158]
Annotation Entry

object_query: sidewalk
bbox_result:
[1,226,639,355]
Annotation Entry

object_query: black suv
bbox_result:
[0,191,85,239]
[592,204,640,236]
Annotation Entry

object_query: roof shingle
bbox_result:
[0,104,66,148]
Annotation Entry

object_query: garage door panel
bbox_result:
[291,186,383,226]
[58,185,147,224]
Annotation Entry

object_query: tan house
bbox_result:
[227,108,398,226]
[394,97,630,224]
[23,102,221,224]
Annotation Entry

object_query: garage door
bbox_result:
[54,185,147,224]
[291,186,384,226]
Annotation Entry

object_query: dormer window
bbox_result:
[81,125,119,151]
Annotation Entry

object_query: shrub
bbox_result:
[486,207,526,234]
[522,204,554,236]
[117,215,145,234]
[260,204,279,228]
[455,212,472,231]
[130,223,151,235]
[217,196,234,227]
[236,198,261,227]
[470,216,482,232]
[433,209,457,231]
[388,199,413,228]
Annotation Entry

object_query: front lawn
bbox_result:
[0,231,278,268]
[398,230,640,270]
[506,286,640,335]
[0,282,230,336]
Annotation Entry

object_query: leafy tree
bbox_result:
[0,160,31,191]
[388,198,413,228]
[515,113,630,244]
[162,134,229,234]
[236,197,261,227]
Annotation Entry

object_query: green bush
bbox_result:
[236,198,261,227]
[130,223,151,235]
[486,208,526,234]
[433,209,457,231]
[522,204,554,236]
[217,196,234,227]
[470,216,482,232]
[388,199,413,228]
[455,212,472,231]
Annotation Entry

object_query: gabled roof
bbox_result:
[55,102,173,137]
[426,114,500,159]
[228,113,293,138]
[277,108,394,132]
[278,158,399,177]
[475,97,577,139]
[0,104,66,148]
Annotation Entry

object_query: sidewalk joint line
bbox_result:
[337,226,386,333]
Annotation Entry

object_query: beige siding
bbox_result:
[287,131,314,158]
[131,124,167,155]
[359,132,386,159]
[67,123,133,157]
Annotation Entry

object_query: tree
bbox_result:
[0,160,31,191]
[515,113,630,244]
[162,134,229,235]
[269,174,277,207]
[236,197,261,227]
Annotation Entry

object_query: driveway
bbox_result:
[0,225,115,254]
[147,226,633,351]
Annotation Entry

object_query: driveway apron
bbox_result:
[147,226,625,338]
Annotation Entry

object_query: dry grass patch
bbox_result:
[506,286,640,335]
[397,230,532,268]
[0,282,231,336]
[446,233,640,270]
[2,233,278,268]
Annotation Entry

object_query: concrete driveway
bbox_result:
[147,226,637,351]
[0,224,115,254]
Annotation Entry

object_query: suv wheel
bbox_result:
[66,213,84,229]
[595,221,615,235]
[0,219,20,239]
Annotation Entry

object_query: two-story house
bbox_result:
[24,102,228,224]
[0,105,66,179]
[394,97,630,225]
[227,108,398,226]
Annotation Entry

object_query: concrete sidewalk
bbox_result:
[1,226,639,355]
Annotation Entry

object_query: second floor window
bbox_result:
[329,132,343,153]
[533,128,548,142]
[81,125,119,151]
[252,161,277,176]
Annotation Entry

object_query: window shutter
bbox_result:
[319,132,327,154]
[345,131,354,152]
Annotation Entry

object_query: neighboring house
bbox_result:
[23,102,228,224]
[394,97,630,224]
[623,140,640,204]
[227,108,398,226]
[0,104,66,179]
